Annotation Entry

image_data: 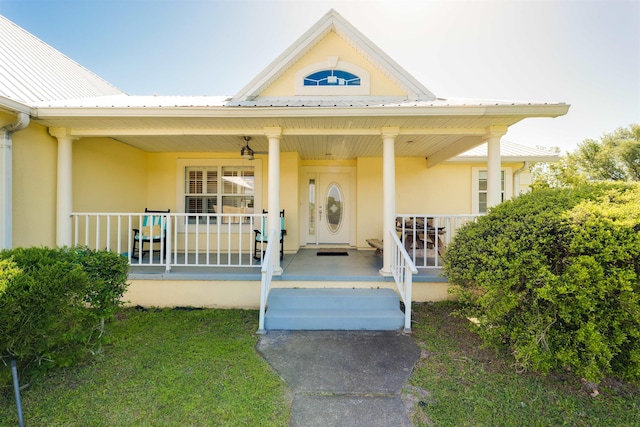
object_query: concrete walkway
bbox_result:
[256,331,421,427]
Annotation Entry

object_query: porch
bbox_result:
[124,245,450,332]
[73,211,477,331]
[127,246,447,284]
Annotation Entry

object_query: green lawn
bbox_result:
[0,308,290,426]
[2,303,638,427]
[406,302,640,427]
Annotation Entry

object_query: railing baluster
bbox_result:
[127,216,132,262]
[206,216,210,265]
[84,215,89,247]
[106,215,111,251]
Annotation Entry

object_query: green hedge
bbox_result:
[0,247,129,381]
[444,183,640,382]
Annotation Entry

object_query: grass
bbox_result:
[0,308,290,426]
[405,301,640,427]
[2,302,638,426]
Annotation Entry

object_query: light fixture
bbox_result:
[240,136,255,160]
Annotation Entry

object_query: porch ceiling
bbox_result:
[33,103,569,164]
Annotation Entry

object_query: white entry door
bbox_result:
[305,172,352,244]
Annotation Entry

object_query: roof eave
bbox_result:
[33,102,570,120]
[0,96,33,115]
[445,155,560,163]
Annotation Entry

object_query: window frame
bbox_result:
[471,167,512,214]
[295,59,370,95]
[176,159,262,231]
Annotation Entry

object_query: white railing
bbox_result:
[71,212,267,271]
[389,230,417,332]
[257,229,278,334]
[395,214,482,268]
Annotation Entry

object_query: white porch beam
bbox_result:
[61,127,489,138]
[50,128,77,247]
[265,126,282,274]
[380,127,399,276]
[486,126,507,209]
[425,135,485,168]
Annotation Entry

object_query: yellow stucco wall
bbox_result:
[261,31,406,97]
[12,122,57,247]
[356,157,383,248]
[396,159,472,215]
[74,137,148,212]
[280,152,300,250]
[124,279,451,309]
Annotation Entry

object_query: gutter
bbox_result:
[1,112,30,249]
[33,103,571,120]
[512,161,529,198]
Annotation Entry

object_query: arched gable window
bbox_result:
[296,58,370,95]
[304,69,361,86]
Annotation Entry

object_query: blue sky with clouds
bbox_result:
[1,0,638,151]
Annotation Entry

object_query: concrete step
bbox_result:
[265,288,404,331]
[268,288,401,310]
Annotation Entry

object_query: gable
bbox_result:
[260,31,406,98]
[230,9,435,103]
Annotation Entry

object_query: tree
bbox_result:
[532,124,640,187]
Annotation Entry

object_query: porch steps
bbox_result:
[264,288,405,331]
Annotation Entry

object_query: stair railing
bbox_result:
[257,228,278,334]
[389,229,418,332]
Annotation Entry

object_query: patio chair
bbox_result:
[131,208,170,261]
[254,209,286,260]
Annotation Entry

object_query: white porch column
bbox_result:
[380,127,399,276]
[50,128,76,247]
[486,126,506,210]
[265,127,282,273]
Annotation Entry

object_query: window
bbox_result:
[472,168,512,214]
[178,160,262,225]
[295,58,370,95]
[304,69,361,86]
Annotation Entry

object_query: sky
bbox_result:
[1,0,638,152]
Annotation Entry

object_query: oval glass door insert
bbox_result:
[325,183,343,234]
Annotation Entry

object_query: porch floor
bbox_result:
[128,248,446,283]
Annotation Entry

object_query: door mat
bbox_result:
[317,249,349,256]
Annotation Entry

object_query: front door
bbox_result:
[304,170,353,244]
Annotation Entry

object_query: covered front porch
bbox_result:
[127,246,446,284]
[71,211,477,272]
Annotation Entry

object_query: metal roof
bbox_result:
[448,140,560,162]
[0,13,569,166]
[0,15,123,105]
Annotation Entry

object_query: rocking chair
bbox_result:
[254,209,286,260]
[131,208,170,261]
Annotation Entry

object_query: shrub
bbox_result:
[70,247,129,321]
[0,247,129,382]
[444,183,640,382]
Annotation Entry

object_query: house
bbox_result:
[0,11,568,331]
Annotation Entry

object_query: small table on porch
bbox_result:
[396,218,446,256]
